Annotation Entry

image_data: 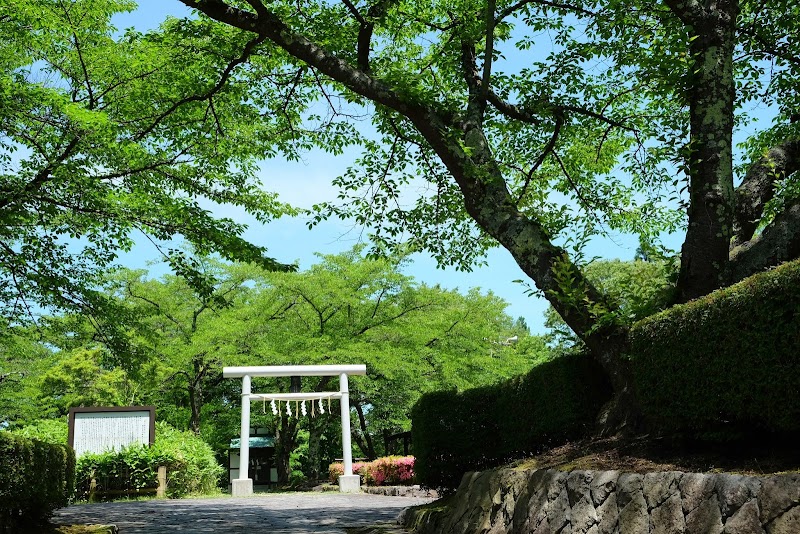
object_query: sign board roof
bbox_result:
[230,437,275,449]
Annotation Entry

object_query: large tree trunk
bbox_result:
[181,0,634,411]
[589,333,640,435]
[731,140,800,247]
[353,399,377,460]
[188,361,202,434]
[274,412,298,483]
[305,416,327,481]
[302,377,332,480]
[670,0,739,302]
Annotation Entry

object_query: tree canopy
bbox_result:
[0,0,306,323]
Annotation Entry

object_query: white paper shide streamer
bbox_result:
[254,393,338,419]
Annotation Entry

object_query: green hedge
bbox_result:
[0,432,75,529]
[412,352,612,489]
[630,259,800,438]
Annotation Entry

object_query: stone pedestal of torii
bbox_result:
[223,364,367,496]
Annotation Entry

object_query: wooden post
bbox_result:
[157,466,167,498]
[89,477,97,503]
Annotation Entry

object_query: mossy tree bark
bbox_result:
[671,0,739,303]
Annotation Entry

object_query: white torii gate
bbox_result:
[223,364,367,496]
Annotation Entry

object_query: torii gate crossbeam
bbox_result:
[223,364,367,496]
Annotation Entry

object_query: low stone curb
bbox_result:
[313,484,439,499]
[363,486,439,499]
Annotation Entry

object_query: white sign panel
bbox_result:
[70,408,154,457]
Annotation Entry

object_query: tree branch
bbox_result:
[134,32,266,141]
[355,302,435,335]
[341,0,366,23]
[487,90,636,132]
[340,0,372,71]
[178,0,454,125]
[515,113,563,204]
[461,42,487,125]
[738,26,800,68]
[496,0,597,22]
[0,137,81,210]
[125,285,187,336]
[481,0,496,103]
[559,104,638,131]
[487,90,543,125]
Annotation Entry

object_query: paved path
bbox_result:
[51,493,433,533]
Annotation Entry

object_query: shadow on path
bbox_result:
[51,493,434,533]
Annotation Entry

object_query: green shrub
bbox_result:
[76,421,223,499]
[0,432,75,529]
[630,259,800,438]
[152,422,223,496]
[412,352,611,489]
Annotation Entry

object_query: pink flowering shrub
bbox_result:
[328,456,415,486]
[328,461,368,482]
[366,456,414,486]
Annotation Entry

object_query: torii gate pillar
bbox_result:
[337,372,360,492]
[224,364,367,496]
[231,374,253,497]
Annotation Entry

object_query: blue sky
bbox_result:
[114,2,667,334]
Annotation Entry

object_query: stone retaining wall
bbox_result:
[401,467,800,533]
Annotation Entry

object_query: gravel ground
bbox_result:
[50,493,434,533]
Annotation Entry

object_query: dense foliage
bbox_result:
[0,328,58,424]
[75,421,223,499]
[411,352,611,489]
[630,259,800,438]
[0,432,75,528]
